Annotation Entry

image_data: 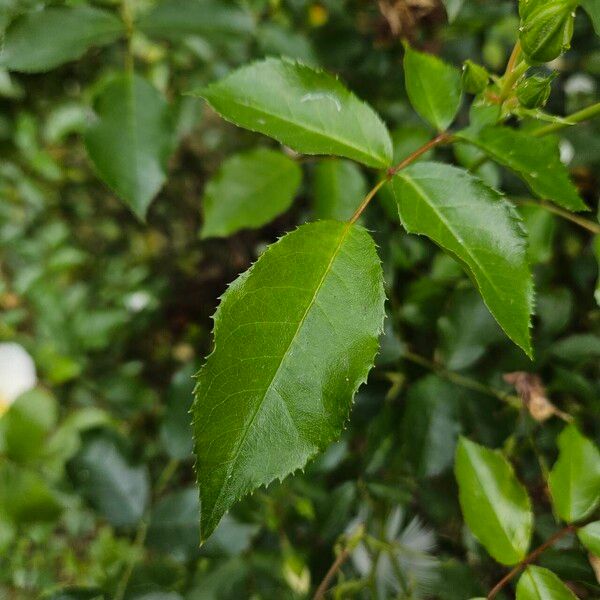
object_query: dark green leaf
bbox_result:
[70,434,150,527]
[85,73,174,220]
[193,221,385,540]
[312,159,367,221]
[201,149,302,238]
[390,162,533,356]
[551,334,600,363]
[582,0,600,35]
[516,565,578,600]
[402,376,462,477]
[578,521,600,556]
[455,437,533,565]
[1,6,124,72]
[403,45,462,131]
[548,425,600,523]
[193,58,393,168]
[457,126,587,212]
[138,0,253,42]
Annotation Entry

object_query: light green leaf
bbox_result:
[578,521,600,556]
[516,566,578,600]
[193,220,385,540]
[390,162,533,356]
[193,58,393,168]
[201,148,302,238]
[548,425,600,523]
[582,0,600,35]
[85,73,174,220]
[594,236,600,306]
[138,0,253,42]
[1,6,124,73]
[403,45,462,131]
[457,126,587,212]
[455,437,533,565]
[312,159,367,221]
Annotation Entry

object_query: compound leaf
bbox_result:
[548,425,600,523]
[403,45,462,131]
[457,126,587,212]
[390,162,533,356]
[516,566,578,600]
[85,73,174,220]
[201,148,302,238]
[1,6,124,72]
[193,58,393,168]
[455,437,533,565]
[193,221,385,541]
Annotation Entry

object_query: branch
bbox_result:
[487,525,576,599]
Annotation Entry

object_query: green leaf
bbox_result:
[193,58,393,168]
[1,6,124,73]
[454,437,533,565]
[594,236,600,306]
[582,0,600,35]
[0,461,63,524]
[390,162,534,356]
[70,434,150,527]
[402,375,462,477]
[457,126,587,212]
[516,566,578,600]
[312,159,367,221]
[403,45,462,131]
[193,220,385,540]
[441,0,465,22]
[578,521,600,556]
[85,73,174,220]
[138,0,253,42]
[548,425,600,523]
[201,149,302,238]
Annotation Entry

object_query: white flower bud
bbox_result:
[0,342,37,416]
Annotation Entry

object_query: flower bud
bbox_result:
[0,342,37,417]
[462,60,490,95]
[516,73,556,108]
[519,0,576,63]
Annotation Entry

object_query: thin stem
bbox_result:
[516,198,600,235]
[121,0,135,73]
[499,41,524,102]
[313,526,364,600]
[533,101,600,137]
[487,525,576,599]
[349,133,452,224]
[402,350,522,409]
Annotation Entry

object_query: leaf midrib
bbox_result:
[205,222,353,526]
[204,90,389,168]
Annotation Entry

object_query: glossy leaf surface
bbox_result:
[457,126,587,212]
[193,220,385,540]
[548,425,600,522]
[85,73,173,220]
[516,566,578,600]
[194,58,393,168]
[312,159,367,221]
[403,45,462,131]
[390,162,533,356]
[578,521,600,556]
[139,0,253,41]
[1,6,124,72]
[201,148,302,238]
[455,437,533,565]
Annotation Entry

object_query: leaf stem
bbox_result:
[401,350,522,409]
[487,525,576,599]
[516,198,600,234]
[533,101,600,136]
[349,132,452,224]
[498,41,524,102]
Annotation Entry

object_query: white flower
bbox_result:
[564,74,596,96]
[559,139,575,165]
[124,291,151,313]
[0,342,37,415]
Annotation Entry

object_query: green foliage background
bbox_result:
[0,0,599,598]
